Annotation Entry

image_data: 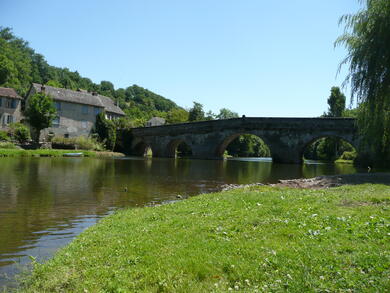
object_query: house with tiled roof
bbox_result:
[0,87,23,129]
[26,83,125,138]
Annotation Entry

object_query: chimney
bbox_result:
[41,85,46,92]
[92,92,97,96]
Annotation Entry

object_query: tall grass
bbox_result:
[51,136,105,151]
[0,142,18,149]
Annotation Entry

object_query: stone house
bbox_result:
[26,83,125,138]
[146,117,166,127]
[0,87,23,129]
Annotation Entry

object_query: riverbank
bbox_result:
[0,149,125,158]
[21,183,389,292]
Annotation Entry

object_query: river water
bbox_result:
[0,156,365,288]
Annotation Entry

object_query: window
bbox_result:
[82,105,88,114]
[11,99,17,109]
[81,120,88,129]
[5,98,12,108]
[0,98,2,107]
[94,107,101,115]
[5,115,13,125]
[55,102,61,111]
[52,116,60,127]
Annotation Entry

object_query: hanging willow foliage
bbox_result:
[335,0,390,164]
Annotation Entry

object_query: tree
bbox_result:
[94,112,116,151]
[25,92,56,143]
[205,110,216,121]
[335,0,390,164]
[188,102,205,121]
[216,108,239,119]
[166,108,189,124]
[326,87,346,117]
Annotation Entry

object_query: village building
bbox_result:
[146,117,166,127]
[0,87,23,129]
[26,83,125,138]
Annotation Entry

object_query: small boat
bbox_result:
[63,152,83,157]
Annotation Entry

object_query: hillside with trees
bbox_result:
[0,27,185,126]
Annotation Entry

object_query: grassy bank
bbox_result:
[0,149,125,158]
[21,185,389,292]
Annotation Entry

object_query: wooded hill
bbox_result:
[0,27,186,126]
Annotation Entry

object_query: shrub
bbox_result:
[51,136,104,151]
[94,112,116,151]
[8,123,31,143]
[339,150,357,161]
[0,130,10,141]
[0,142,18,149]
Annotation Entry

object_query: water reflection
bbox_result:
[0,156,364,288]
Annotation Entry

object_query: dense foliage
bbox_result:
[7,122,31,143]
[336,0,390,165]
[324,87,346,118]
[226,135,271,158]
[51,136,104,151]
[94,112,117,151]
[304,87,356,162]
[188,102,205,122]
[25,92,56,143]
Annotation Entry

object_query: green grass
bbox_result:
[21,185,390,292]
[0,142,18,149]
[0,149,124,158]
[335,159,354,164]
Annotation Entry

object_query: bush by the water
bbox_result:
[0,130,10,141]
[51,136,105,151]
[8,123,31,143]
[94,112,117,151]
[339,150,357,161]
[0,142,18,149]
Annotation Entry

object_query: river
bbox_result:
[0,156,366,288]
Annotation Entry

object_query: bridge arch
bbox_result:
[167,139,193,158]
[216,132,272,158]
[300,134,358,161]
[132,140,153,157]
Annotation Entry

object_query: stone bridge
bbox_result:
[128,117,358,164]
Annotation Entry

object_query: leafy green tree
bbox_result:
[217,108,239,119]
[94,112,116,151]
[25,92,56,143]
[46,80,63,88]
[227,135,270,157]
[188,102,205,121]
[325,87,346,117]
[335,0,390,165]
[205,110,216,121]
[166,108,189,124]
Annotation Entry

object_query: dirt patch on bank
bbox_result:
[221,173,390,191]
[270,173,390,189]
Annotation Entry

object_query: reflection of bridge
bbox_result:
[129,117,358,164]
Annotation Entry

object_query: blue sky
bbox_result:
[1,0,361,117]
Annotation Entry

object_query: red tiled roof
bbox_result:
[0,87,22,99]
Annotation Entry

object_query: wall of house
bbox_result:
[0,97,22,129]
[41,101,103,139]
